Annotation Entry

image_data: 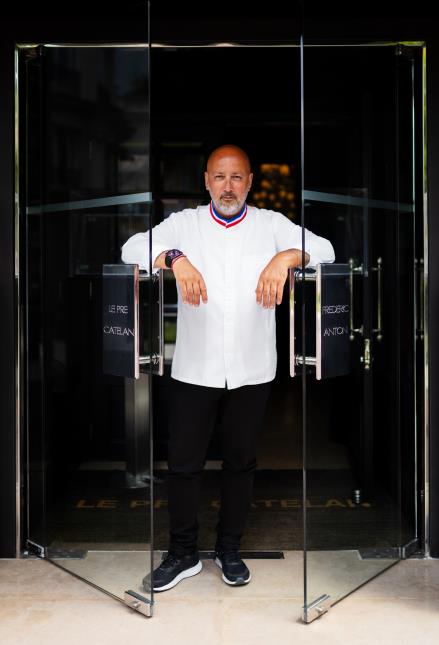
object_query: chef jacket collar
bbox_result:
[209,200,248,228]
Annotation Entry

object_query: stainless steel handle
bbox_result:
[349,258,364,340]
[290,263,351,380]
[415,258,424,340]
[102,263,164,379]
[157,269,164,373]
[371,257,383,341]
[289,267,318,378]
[136,269,164,376]
[289,267,296,377]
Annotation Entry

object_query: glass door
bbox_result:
[298,42,424,622]
[19,36,162,616]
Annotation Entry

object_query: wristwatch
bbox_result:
[164,248,186,269]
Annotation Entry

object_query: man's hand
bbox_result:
[172,257,208,306]
[255,249,309,308]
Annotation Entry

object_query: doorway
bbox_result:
[148,43,425,618]
[149,44,303,555]
[17,39,426,622]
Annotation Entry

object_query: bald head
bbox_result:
[204,145,253,218]
[206,145,251,174]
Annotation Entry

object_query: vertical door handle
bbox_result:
[289,267,317,378]
[415,257,424,340]
[289,263,351,380]
[138,269,164,376]
[371,257,383,341]
[349,258,364,340]
[102,264,164,379]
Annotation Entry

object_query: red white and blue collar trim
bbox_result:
[210,200,248,228]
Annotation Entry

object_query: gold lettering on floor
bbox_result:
[76,500,95,509]
[130,500,149,508]
[96,500,118,508]
[75,498,373,509]
[280,499,301,508]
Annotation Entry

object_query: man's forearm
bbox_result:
[153,250,169,269]
[280,248,310,268]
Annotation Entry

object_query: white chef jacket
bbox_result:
[121,202,335,389]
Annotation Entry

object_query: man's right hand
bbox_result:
[172,257,208,306]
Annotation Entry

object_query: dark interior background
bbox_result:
[0,1,438,558]
[17,40,418,554]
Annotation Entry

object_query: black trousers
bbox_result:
[166,378,272,556]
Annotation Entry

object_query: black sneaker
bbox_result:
[142,551,202,592]
[214,550,251,586]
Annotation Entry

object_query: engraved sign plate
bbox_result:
[102,264,138,378]
[317,263,350,379]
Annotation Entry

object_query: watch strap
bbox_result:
[165,249,186,269]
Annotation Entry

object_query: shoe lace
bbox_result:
[161,552,180,568]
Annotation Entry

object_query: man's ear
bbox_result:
[204,171,210,190]
[248,172,254,189]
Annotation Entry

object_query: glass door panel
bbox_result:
[21,40,159,615]
[300,43,421,621]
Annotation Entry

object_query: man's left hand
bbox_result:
[255,249,309,308]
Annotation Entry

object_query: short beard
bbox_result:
[210,192,247,217]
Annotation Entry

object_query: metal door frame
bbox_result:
[14,38,429,580]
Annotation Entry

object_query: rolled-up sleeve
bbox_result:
[121,213,180,273]
[272,212,335,268]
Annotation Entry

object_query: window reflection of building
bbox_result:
[38,48,151,277]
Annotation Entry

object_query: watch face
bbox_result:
[166,249,182,267]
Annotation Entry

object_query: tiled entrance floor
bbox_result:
[1,554,439,644]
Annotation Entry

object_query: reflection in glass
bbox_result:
[301,42,421,618]
[23,44,157,608]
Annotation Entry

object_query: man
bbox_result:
[121,145,335,592]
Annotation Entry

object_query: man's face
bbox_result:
[205,154,253,216]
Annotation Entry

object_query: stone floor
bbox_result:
[45,549,398,607]
[1,554,439,644]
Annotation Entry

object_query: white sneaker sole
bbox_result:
[214,557,251,585]
[153,560,202,592]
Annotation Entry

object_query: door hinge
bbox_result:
[396,44,416,61]
[124,590,153,617]
[22,44,44,62]
[303,594,331,623]
[24,539,47,558]
[401,539,422,559]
